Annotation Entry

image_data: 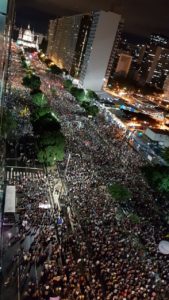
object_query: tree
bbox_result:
[128,213,141,224]
[108,183,131,201]
[86,89,99,100]
[0,108,17,137]
[31,92,48,107]
[64,79,73,91]
[82,103,99,117]
[37,132,65,165]
[22,74,41,91]
[39,131,65,148]
[159,176,169,193]
[37,145,64,165]
[31,106,56,122]
[70,87,85,102]
[142,165,169,194]
[50,64,62,75]
[22,60,28,69]
[32,111,61,135]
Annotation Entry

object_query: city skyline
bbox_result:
[16,0,169,38]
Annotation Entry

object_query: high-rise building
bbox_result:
[115,53,132,77]
[107,40,146,83]
[47,11,122,90]
[150,34,168,47]
[47,14,84,71]
[0,0,15,106]
[163,76,169,99]
[138,44,169,88]
[130,33,169,88]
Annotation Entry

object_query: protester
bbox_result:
[2,46,169,300]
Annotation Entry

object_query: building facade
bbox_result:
[16,25,39,50]
[115,53,132,77]
[0,0,15,106]
[47,11,122,90]
[47,14,83,72]
[136,34,169,88]
[163,76,169,99]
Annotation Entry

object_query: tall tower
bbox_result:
[138,34,169,89]
[47,10,122,90]
[79,11,122,90]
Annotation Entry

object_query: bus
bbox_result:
[3,185,16,226]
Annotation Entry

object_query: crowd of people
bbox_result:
[2,47,169,300]
[51,90,169,300]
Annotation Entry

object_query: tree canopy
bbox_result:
[37,132,65,165]
[22,74,41,91]
[70,87,85,102]
[32,113,61,135]
[108,183,132,201]
[39,131,65,148]
[50,64,62,75]
[86,89,99,100]
[31,92,48,107]
[142,165,169,193]
[81,102,99,117]
[128,213,141,224]
[64,79,73,91]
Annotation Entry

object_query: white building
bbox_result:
[79,11,121,91]
[17,25,39,50]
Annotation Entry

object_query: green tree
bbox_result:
[22,60,28,69]
[22,74,41,90]
[128,213,141,224]
[37,132,65,165]
[159,176,169,193]
[142,165,169,194]
[64,79,73,91]
[70,87,85,102]
[32,111,61,135]
[108,183,131,201]
[81,102,99,117]
[31,92,48,107]
[86,89,99,100]
[31,106,57,122]
[50,64,62,75]
[39,131,65,148]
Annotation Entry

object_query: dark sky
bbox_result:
[16,0,169,38]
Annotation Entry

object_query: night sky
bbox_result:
[16,0,169,38]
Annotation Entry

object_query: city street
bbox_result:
[1,44,169,300]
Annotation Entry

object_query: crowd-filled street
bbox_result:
[1,45,169,300]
